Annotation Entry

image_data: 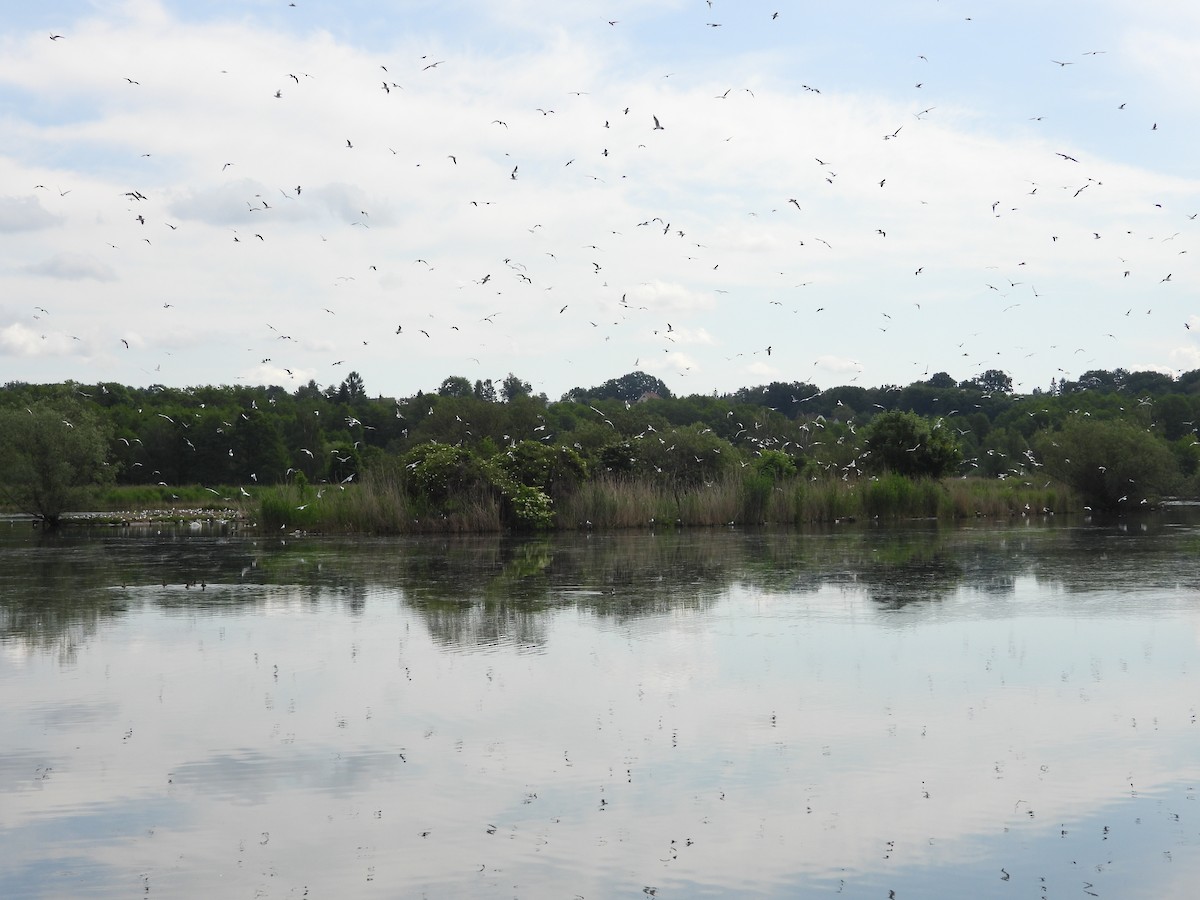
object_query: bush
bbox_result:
[506,484,555,530]
[1034,418,1179,510]
[864,411,961,479]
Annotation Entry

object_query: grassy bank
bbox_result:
[253,471,1075,533]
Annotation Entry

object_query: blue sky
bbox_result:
[2,0,1199,398]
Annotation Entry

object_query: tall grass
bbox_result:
[557,472,1076,529]
[258,469,502,533]
[249,469,1077,533]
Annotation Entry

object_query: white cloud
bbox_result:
[0,323,76,357]
[0,196,61,232]
[627,280,716,312]
[0,1,1198,395]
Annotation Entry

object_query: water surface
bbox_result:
[2,517,1199,898]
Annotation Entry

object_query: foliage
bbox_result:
[437,376,474,398]
[1034,418,1179,511]
[0,402,115,526]
[563,370,673,403]
[863,411,962,478]
[753,449,797,481]
[505,484,555,530]
[335,371,366,403]
[7,361,1200,530]
[492,441,588,498]
[962,368,1013,394]
[402,442,493,506]
[500,373,533,402]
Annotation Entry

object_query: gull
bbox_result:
[49,33,64,40]
[653,115,664,130]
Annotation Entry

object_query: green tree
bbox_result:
[438,376,474,398]
[473,378,497,402]
[500,373,533,403]
[336,371,366,403]
[963,369,1013,394]
[863,411,961,478]
[1035,418,1178,511]
[564,371,673,404]
[494,440,588,498]
[0,403,114,527]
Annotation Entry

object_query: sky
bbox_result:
[2,0,1199,401]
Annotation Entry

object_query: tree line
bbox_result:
[2,365,1199,525]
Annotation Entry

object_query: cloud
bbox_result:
[0,323,77,357]
[22,253,117,281]
[1,1,1199,395]
[628,280,716,312]
[0,196,61,232]
[664,326,714,345]
[813,355,864,375]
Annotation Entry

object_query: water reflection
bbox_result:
[2,515,1199,898]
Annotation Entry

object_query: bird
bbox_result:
[653,115,664,130]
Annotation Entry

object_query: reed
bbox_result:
[258,471,503,533]
[555,474,676,528]
[246,471,1079,532]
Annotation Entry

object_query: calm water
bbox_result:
[2,516,1199,899]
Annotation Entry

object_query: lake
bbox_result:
[2,515,1199,898]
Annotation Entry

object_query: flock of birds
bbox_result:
[11,3,1197,472]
